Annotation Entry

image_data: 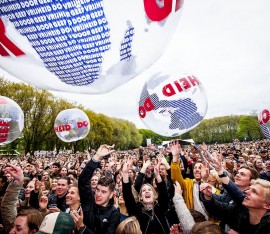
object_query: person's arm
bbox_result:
[134,160,151,192]
[122,159,138,217]
[211,158,244,204]
[170,141,186,190]
[29,179,42,209]
[155,160,169,213]
[134,171,145,193]
[1,163,24,232]
[173,181,195,234]
[222,180,245,205]
[79,144,115,230]
[199,183,237,223]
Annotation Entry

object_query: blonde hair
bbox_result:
[190,221,225,234]
[250,179,270,204]
[209,170,222,187]
[115,216,142,234]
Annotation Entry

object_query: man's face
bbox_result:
[260,151,268,160]
[234,168,251,188]
[249,155,255,163]
[238,156,245,163]
[265,161,270,172]
[56,179,69,197]
[52,165,60,174]
[242,183,270,210]
[66,187,80,206]
[95,184,113,207]
[193,162,202,180]
[137,160,143,167]
[29,164,36,173]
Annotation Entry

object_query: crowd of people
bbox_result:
[0,139,270,233]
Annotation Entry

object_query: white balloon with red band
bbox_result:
[54,108,90,142]
[0,96,24,145]
[0,0,184,94]
[138,70,208,137]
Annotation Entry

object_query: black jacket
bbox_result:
[78,159,120,234]
[123,179,170,234]
[200,193,270,234]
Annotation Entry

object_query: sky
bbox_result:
[1,0,270,129]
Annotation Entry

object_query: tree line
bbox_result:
[0,77,265,155]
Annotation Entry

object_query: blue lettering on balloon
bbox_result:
[0,0,134,86]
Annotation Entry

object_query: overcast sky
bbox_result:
[1,0,270,129]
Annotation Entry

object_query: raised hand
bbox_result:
[158,155,170,170]
[141,160,151,173]
[174,181,183,196]
[227,229,240,234]
[70,208,85,231]
[200,182,213,200]
[170,223,183,234]
[201,161,210,182]
[122,157,132,173]
[39,195,48,210]
[169,140,182,162]
[200,142,208,152]
[122,157,133,183]
[3,163,23,185]
[93,144,115,161]
[211,157,223,174]
[154,160,162,182]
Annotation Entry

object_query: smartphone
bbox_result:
[48,203,57,208]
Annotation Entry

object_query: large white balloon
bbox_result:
[138,71,208,137]
[0,96,24,145]
[258,109,270,139]
[54,108,90,142]
[0,0,184,93]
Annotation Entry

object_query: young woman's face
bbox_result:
[255,160,263,169]
[51,179,58,190]
[25,182,35,198]
[140,184,156,205]
[91,175,99,189]
[9,216,30,234]
[128,170,135,180]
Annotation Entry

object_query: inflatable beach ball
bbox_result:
[0,0,184,93]
[138,71,208,137]
[0,96,24,145]
[54,108,90,142]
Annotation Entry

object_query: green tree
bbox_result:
[237,116,263,141]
